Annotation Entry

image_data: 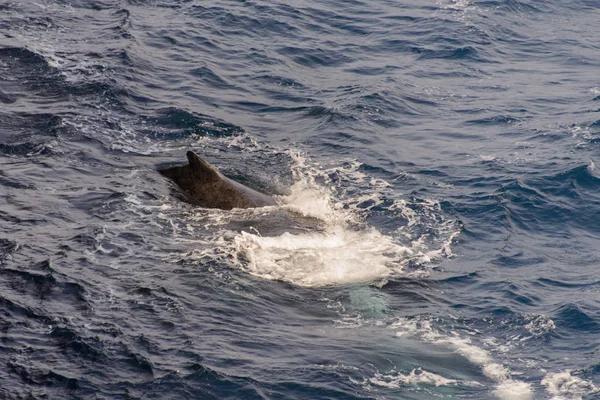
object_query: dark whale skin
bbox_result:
[160,151,277,210]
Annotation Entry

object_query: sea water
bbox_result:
[1,1,599,399]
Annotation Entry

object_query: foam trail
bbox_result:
[392,317,534,400]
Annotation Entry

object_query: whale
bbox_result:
[159,151,277,210]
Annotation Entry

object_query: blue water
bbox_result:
[1,0,600,399]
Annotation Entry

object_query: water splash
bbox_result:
[230,150,459,287]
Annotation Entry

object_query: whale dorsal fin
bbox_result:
[186,151,220,182]
[160,150,276,209]
[159,151,221,186]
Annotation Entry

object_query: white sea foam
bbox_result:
[493,379,535,400]
[369,367,469,389]
[234,226,409,287]
[278,180,336,221]
[567,124,598,146]
[228,151,459,287]
[391,317,533,400]
[541,370,598,400]
[440,0,473,11]
[437,0,481,20]
[568,125,588,139]
[524,314,556,338]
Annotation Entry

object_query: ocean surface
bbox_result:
[1,1,599,399]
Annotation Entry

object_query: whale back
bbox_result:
[159,151,276,210]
